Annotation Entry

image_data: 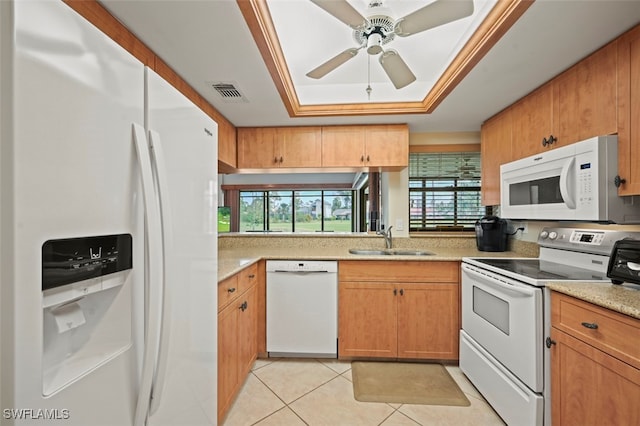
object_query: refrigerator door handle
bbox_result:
[132,123,164,426]
[147,129,174,415]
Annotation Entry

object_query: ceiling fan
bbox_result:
[306,0,474,89]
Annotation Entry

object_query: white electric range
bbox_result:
[461,227,640,426]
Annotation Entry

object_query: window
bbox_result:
[409,151,486,231]
[239,190,354,232]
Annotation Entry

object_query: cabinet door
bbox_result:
[217,302,239,423]
[481,108,513,206]
[512,82,554,157]
[551,328,640,426]
[397,283,459,360]
[237,127,277,168]
[237,284,258,379]
[555,42,617,146]
[277,126,322,168]
[338,282,397,358]
[617,25,640,195]
[364,124,409,168]
[321,126,366,167]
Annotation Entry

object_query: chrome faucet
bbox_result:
[377,226,393,249]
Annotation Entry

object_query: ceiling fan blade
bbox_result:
[310,0,368,30]
[394,0,474,37]
[306,48,360,79]
[379,49,416,89]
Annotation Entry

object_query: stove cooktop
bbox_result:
[472,258,608,281]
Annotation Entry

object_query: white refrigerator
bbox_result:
[0,1,218,425]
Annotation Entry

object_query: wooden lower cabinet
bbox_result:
[338,261,460,360]
[550,292,640,426]
[217,265,259,423]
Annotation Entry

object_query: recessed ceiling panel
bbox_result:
[267,0,497,105]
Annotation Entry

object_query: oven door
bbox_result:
[461,263,544,392]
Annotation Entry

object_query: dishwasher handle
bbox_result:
[272,269,332,274]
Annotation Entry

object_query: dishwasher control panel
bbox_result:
[266,260,338,273]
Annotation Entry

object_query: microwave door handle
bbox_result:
[559,157,576,209]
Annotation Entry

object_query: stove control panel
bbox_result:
[538,227,640,255]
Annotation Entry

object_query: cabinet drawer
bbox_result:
[218,274,239,312]
[552,292,640,369]
[339,260,459,283]
[237,263,258,294]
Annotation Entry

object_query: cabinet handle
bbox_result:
[274,157,278,164]
[366,155,370,163]
[279,156,283,163]
[248,274,255,279]
[614,175,626,188]
[227,287,236,293]
[542,135,558,147]
[393,289,397,296]
[545,337,556,348]
[581,321,598,330]
[239,301,248,312]
[360,155,365,163]
[399,289,404,296]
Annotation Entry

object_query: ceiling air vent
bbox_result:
[209,82,248,103]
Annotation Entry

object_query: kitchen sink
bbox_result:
[348,249,391,255]
[348,248,435,256]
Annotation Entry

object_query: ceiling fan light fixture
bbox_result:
[366,32,383,55]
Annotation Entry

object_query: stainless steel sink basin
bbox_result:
[348,249,391,255]
[348,248,435,256]
[390,249,435,256]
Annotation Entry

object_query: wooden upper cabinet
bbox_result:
[237,126,322,169]
[237,127,277,168]
[321,124,408,170]
[364,124,409,169]
[511,82,554,158]
[554,40,617,146]
[617,24,640,195]
[321,125,366,168]
[481,108,513,206]
[277,126,322,168]
[218,121,237,172]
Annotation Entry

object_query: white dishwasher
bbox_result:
[266,260,338,358]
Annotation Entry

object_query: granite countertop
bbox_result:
[547,281,640,320]
[218,246,525,282]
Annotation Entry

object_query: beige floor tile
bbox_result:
[379,411,421,426]
[222,373,285,426]
[253,358,339,404]
[290,375,395,426]
[254,407,307,426]
[398,395,506,426]
[318,358,352,375]
[253,357,279,371]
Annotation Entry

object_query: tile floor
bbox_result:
[222,358,505,426]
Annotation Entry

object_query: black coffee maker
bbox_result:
[475,215,509,252]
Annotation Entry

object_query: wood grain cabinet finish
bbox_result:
[237,126,322,169]
[217,263,260,424]
[480,107,513,206]
[617,24,640,195]
[511,82,555,158]
[550,292,640,426]
[338,261,459,360]
[321,124,408,170]
[554,40,617,146]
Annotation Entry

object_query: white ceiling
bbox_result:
[267,0,496,105]
[100,0,640,133]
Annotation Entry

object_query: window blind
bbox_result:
[409,151,484,231]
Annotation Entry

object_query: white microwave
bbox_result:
[500,135,640,223]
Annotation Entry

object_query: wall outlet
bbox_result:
[395,218,404,231]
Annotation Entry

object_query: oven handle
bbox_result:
[462,264,537,298]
